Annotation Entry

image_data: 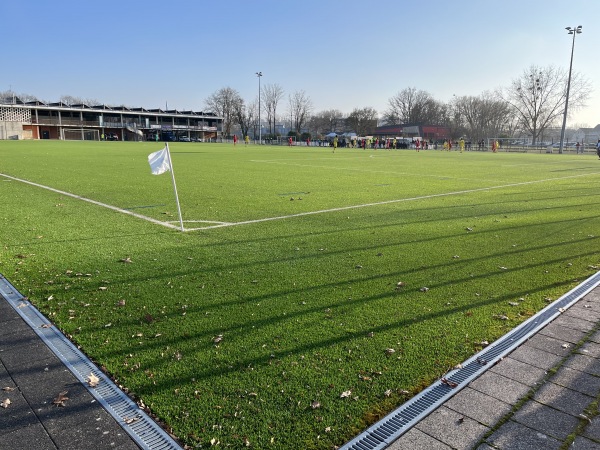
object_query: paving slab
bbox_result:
[444,386,513,427]
[508,343,563,371]
[385,427,452,450]
[579,340,600,358]
[0,422,57,450]
[564,352,600,376]
[485,419,562,450]
[550,314,597,333]
[539,321,589,344]
[469,370,531,405]
[511,400,580,441]
[489,356,547,386]
[525,332,577,357]
[551,365,600,397]
[582,414,600,442]
[415,406,489,449]
[533,380,593,417]
[572,436,600,450]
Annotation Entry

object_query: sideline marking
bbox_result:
[3,171,599,232]
[183,172,600,231]
[0,173,181,230]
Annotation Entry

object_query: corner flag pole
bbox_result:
[165,143,185,232]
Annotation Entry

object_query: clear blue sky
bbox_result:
[2,0,598,126]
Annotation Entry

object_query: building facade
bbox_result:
[0,97,223,141]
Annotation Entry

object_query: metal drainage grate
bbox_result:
[0,274,182,450]
[341,271,600,450]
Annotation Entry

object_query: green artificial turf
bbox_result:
[1,140,600,448]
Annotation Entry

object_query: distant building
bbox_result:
[0,96,223,141]
[372,124,450,141]
[572,125,600,144]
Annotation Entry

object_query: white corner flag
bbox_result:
[148,147,171,175]
[148,143,184,231]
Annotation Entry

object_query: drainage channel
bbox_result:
[0,274,182,450]
[341,271,600,450]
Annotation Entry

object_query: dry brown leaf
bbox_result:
[213,334,223,344]
[98,286,108,291]
[53,391,69,407]
[124,416,140,424]
[311,400,321,409]
[119,257,133,264]
[2,387,15,392]
[87,373,100,388]
[40,324,52,329]
[340,390,352,398]
[1,398,11,408]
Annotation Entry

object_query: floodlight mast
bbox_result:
[256,72,262,144]
[559,25,582,155]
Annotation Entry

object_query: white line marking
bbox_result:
[0,173,181,230]
[4,171,598,233]
[183,172,600,231]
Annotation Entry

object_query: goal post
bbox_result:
[63,128,100,141]
[277,136,296,145]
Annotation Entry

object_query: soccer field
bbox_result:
[2,140,600,448]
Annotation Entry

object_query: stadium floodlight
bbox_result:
[559,25,582,155]
[256,72,262,144]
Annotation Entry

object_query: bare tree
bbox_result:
[262,83,284,135]
[452,92,512,142]
[287,90,313,133]
[503,65,591,144]
[384,88,444,125]
[205,87,243,137]
[346,107,378,136]
[234,98,257,139]
[307,109,345,137]
[59,95,100,106]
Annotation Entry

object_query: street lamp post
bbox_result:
[559,25,582,155]
[256,71,262,144]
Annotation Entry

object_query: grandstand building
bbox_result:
[0,96,223,141]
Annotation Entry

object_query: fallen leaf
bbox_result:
[420,287,429,292]
[2,387,15,392]
[98,286,108,291]
[440,377,458,388]
[385,348,396,355]
[213,334,223,344]
[53,391,69,407]
[340,390,352,398]
[40,324,52,329]
[116,299,126,306]
[1,398,11,408]
[384,389,392,397]
[87,373,100,388]
[311,400,321,409]
[124,416,140,424]
[119,257,132,264]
